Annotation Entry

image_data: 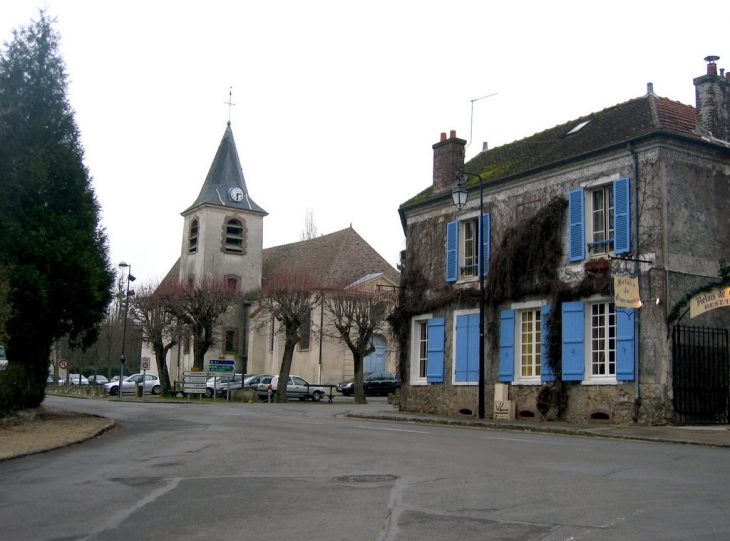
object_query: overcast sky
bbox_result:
[2,1,728,284]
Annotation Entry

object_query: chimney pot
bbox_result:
[482,142,488,152]
[647,82,654,95]
[450,130,456,139]
[705,55,720,75]
[440,132,447,141]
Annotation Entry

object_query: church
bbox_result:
[154,122,400,386]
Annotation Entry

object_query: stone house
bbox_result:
[396,57,730,425]
[151,122,399,386]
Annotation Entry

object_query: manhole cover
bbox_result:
[334,474,399,483]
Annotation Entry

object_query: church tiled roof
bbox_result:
[262,227,400,288]
[402,93,699,204]
[182,123,266,215]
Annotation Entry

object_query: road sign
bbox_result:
[183,371,208,377]
[184,376,207,383]
[209,365,234,372]
[141,357,151,371]
[183,383,206,389]
[184,388,206,394]
[59,359,69,369]
[209,359,235,366]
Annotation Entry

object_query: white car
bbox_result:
[67,374,89,385]
[257,375,325,401]
[104,373,161,396]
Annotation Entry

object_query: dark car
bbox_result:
[336,372,401,396]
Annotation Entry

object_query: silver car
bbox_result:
[257,375,325,401]
[104,373,161,396]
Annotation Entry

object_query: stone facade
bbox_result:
[397,58,730,425]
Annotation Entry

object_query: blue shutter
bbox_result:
[446,221,458,282]
[616,307,635,380]
[540,305,555,382]
[426,318,445,383]
[455,314,479,382]
[569,189,585,262]
[479,213,491,277]
[499,310,515,382]
[614,177,631,254]
[562,301,585,381]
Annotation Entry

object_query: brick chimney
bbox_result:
[432,130,466,192]
[694,55,730,141]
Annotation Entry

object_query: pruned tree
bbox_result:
[323,287,393,404]
[131,283,182,395]
[256,269,321,402]
[0,12,113,410]
[163,276,241,372]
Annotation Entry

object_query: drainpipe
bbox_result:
[628,143,641,421]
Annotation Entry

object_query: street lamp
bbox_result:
[452,170,486,419]
[118,261,136,400]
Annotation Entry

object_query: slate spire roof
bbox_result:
[182,122,266,215]
[262,227,400,288]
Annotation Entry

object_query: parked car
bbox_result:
[336,372,401,396]
[206,374,243,398]
[68,374,89,385]
[242,374,274,390]
[104,373,161,396]
[88,375,109,385]
[257,375,325,401]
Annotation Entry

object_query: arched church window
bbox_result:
[188,219,199,254]
[223,217,246,255]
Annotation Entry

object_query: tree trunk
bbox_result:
[275,336,297,403]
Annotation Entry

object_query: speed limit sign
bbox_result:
[141,357,151,371]
[59,359,69,369]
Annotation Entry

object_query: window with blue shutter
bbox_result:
[499,310,515,382]
[569,189,585,262]
[616,307,635,380]
[455,314,479,382]
[446,222,458,282]
[426,318,445,383]
[479,213,491,277]
[562,301,585,381]
[541,305,555,382]
[613,177,630,254]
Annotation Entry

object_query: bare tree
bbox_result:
[164,276,241,371]
[300,209,318,241]
[257,269,321,402]
[323,287,393,404]
[131,283,182,394]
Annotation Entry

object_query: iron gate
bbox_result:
[672,325,730,425]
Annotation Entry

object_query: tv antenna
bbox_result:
[466,92,497,149]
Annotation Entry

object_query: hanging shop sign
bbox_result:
[614,274,641,308]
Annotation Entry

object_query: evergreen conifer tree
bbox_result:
[0,12,113,409]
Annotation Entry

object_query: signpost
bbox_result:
[183,371,208,395]
[209,359,235,373]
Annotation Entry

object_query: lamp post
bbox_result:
[452,170,486,419]
[118,261,136,400]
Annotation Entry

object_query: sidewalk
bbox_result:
[345,408,730,449]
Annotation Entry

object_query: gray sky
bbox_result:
[2,1,728,284]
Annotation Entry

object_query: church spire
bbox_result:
[182,123,266,215]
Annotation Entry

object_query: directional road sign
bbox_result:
[183,383,206,389]
[184,376,207,383]
[209,365,234,372]
[183,371,208,377]
[209,359,235,366]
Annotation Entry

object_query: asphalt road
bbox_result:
[1,396,729,541]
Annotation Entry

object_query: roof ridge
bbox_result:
[324,226,353,287]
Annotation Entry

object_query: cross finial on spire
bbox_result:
[224,87,236,124]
